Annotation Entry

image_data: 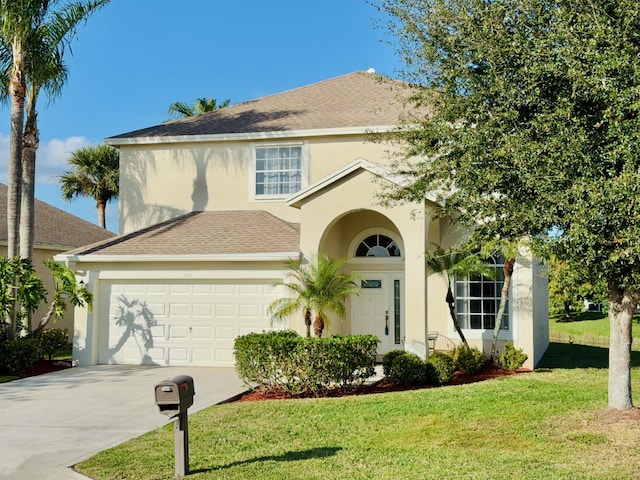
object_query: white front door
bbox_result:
[351,272,403,355]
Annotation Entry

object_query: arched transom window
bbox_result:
[355,234,401,257]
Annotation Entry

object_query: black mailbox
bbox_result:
[154,375,195,417]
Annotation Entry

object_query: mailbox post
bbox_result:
[154,375,195,478]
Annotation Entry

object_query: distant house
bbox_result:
[57,71,548,369]
[0,184,114,334]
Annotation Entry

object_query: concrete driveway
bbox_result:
[0,365,247,480]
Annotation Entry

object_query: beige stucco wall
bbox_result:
[118,135,400,234]
[0,245,74,336]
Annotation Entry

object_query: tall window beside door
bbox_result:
[454,255,509,330]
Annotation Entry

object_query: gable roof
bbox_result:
[0,184,114,250]
[58,211,300,261]
[106,71,414,144]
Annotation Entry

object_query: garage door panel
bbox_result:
[192,304,213,316]
[216,304,236,317]
[101,280,283,366]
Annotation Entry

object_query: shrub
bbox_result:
[453,345,485,375]
[34,328,69,360]
[496,342,528,370]
[234,331,378,395]
[389,352,428,386]
[427,351,455,385]
[0,337,42,375]
[382,349,407,377]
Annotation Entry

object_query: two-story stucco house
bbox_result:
[56,71,548,369]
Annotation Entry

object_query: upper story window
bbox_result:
[355,234,401,257]
[454,255,509,331]
[254,145,304,198]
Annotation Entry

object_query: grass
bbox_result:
[76,342,640,480]
[549,311,640,349]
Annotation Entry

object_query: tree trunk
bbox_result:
[446,286,470,350]
[313,314,324,338]
[563,301,572,320]
[8,41,26,259]
[491,258,515,361]
[607,282,638,410]
[97,200,107,229]
[5,42,27,340]
[20,108,38,260]
[304,309,311,337]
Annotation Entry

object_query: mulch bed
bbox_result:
[15,359,74,378]
[236,361,529,402]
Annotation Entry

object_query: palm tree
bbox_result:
[0,0,109,260]
[425,245,494,351]
[60,144,119,229]
[269,255,361,338]
[268,258,314,337]
[18,0,110,259]
[166,97,230,120]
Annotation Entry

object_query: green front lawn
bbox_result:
[76,343,640,480]
[549,311,640,349]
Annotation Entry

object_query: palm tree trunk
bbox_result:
[446,286,470,350]
[8,42,26,259]
[607,282,637,409]
[97,200,107,229]
[491,258,515,361]
[20,104,39,260]
[5,41,27,340]
[304,309,311,337]
[313,314,324,338]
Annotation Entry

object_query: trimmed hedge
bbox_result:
[427,351,455,385]
[234,331,378,395]
[453,345,485,375]
[389,352,427,386]
[496,342,528,370]
[0,337,42,375]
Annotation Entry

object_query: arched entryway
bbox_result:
[317,211,405,356]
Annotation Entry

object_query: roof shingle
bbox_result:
[63,211,300,257]
[0,184,114,249]
[108,71,413,140]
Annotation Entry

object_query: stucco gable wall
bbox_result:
[118,135,401,234]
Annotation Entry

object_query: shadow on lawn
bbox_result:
[538,342,640,369]
[192,447,342,473]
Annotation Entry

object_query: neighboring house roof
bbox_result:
[0,183,114,250]
[60,211,300,260]
[106,71,415,143]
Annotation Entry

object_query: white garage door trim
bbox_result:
[99,279,284,366]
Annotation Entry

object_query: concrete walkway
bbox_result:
[0,365,247,480]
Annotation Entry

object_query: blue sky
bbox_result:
[0,0,402,232]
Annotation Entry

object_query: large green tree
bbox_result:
[60,144,119,230]
[379,0,640,409]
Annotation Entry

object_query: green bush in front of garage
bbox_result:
[234,330,378,396]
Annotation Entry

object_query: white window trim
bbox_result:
[249,141,309,201]
[449,260,516,341]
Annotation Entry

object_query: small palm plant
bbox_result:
[269,255,361,338]
[425,245,494,351]
[268,258,314,337]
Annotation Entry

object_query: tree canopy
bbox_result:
[379,0,640,408]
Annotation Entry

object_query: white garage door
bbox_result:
[99,280,283,366]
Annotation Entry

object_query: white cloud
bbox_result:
[0,133,94,185]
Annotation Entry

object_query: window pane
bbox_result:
[483,283,496,297]
[469,282,481,297]
[470,299,481,313]
[470,315,482,329]
[483,299,496,313]
[484,315,496,330]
